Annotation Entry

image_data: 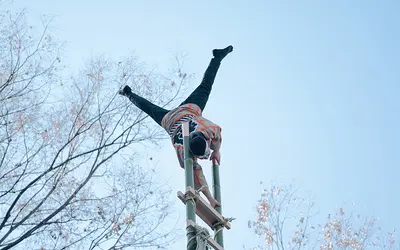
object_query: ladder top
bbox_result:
[177,186,232,230]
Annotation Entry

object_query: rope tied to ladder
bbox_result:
[213,217,236,240]
[187,223,211,250]
[183,185,206,204]
[183,190,197,204]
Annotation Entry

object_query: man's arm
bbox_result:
[209,127,222,165]
[210,128,222,151]
[193,163,221,208]
[176,146,185,168]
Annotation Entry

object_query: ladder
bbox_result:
[178,122,232,250]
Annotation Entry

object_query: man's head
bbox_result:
[189,131,210,158]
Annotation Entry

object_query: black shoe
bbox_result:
[118,85,132,96]
[213,45,233,60]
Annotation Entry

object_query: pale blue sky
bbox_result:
[7,0,400,249]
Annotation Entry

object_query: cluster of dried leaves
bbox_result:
[248,182,397,250]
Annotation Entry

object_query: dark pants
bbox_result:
[125,57,221,126]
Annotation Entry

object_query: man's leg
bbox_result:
[119,86,169,126]
[180,45,233,111]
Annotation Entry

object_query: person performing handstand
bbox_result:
[119,45,233,208]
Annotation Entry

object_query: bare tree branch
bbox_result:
[0,6,189,250]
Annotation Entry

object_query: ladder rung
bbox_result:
[177,186,231,230]
[187,220,224,250]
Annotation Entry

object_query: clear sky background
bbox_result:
[7,0,400,249]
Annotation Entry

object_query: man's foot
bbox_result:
[209,197,221,208]
[213,45,233,60]
[118,85,132,96]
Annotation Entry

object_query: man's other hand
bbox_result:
[210,150,221,165]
